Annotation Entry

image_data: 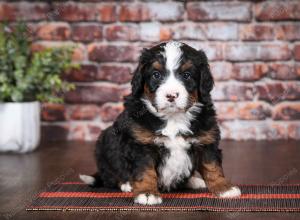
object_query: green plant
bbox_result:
[0,22,77,103]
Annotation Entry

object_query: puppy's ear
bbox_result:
[131,65,143,97]
[131,48,152,97]
[197,50,214,103]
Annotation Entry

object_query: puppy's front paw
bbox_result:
[219,186,241,198]
[134,193,162,205]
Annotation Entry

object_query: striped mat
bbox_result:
[26,182,300,212]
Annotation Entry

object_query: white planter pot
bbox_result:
[0,101,40,153]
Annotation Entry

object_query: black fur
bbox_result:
[91,42,221,191]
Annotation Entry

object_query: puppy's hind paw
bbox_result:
[134,194,162,205]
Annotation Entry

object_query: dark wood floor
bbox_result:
[0,140,300,220]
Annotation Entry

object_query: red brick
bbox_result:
[0,2,50,21]
[72,24,103,42]
[225,43,291,61]
[260,44,291,61]
[255,1,300,21]
[275,24,300,40]
[65,84,124,104]
[225,44,257,61]
[219,121,253,140]
[88,124,102,141]
[220,121,287,140]
[120,2,184,22]
[119,3,150,22]
[98,4,116,22]
[205,23,238,40]
[187,42,223,61]
[140,23,161,42]
[41,103,66,122]
[296,64,300,79]
[105,24,139,41]
[210,62,233,81]
[238,102,271,120]
[160,27,172,41]
[68,105,99,120]
[36,23,71,41]
[215,102,237,120]
[70,124,87,140]
[65,64,98,82]
[267,63,298,80]
[174,23,238,41]
[239,24,274,41]
[172,24,206,40]
[255,82,300,103]
[287,123,300,139]
[41,124,69,141]
[119,84,131,98]
[294,45,300,61]
[71,45,86,62]
[212,82,254,101]
[273,103,300,120]
[53,3,98,21]
[97,65,132,84]
[88,44,138,62]
[232,63,267,81]
[99,103,124,122]
[187,2,251,21]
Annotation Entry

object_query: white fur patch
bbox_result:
[79,174,95,185]
[161,113,192,139]
[134,194,162,205]
[158,136,192,190]
[164,41,183,71]
[155,41,188,113]
[219,186,241,198]
[120,182,132,192]
[186,176,206,189]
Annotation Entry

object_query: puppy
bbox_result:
[80,41,241,205]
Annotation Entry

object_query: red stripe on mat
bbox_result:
[38,192,300,199]
[26,205,300,211]
[59,182,300,186]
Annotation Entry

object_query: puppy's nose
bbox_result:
[166,93,179,102]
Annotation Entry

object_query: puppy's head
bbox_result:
[131,41,213,115]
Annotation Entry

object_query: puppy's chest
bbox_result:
[155,129,193,190]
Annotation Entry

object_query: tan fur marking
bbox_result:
[186,127,218,145]
[181,60,193,72]
[200,162,232,195]
[131,124,157,145]
[132,165,160,196]
[144,84,155,103]
[152,61,163,71]
[198,127,218,145]
[186,90,198,110]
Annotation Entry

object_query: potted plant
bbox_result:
[0,22,76,153]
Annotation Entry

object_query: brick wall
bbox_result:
[1,0,299,141]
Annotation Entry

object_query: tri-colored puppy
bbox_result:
[80,41,241,205]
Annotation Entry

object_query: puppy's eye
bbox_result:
[183,72,191,80]
[152,71,161,79]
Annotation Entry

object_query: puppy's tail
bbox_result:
[79,172,103,187]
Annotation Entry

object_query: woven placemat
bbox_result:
[26,182,300,212]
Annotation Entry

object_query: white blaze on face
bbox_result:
[155,41,189,113]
